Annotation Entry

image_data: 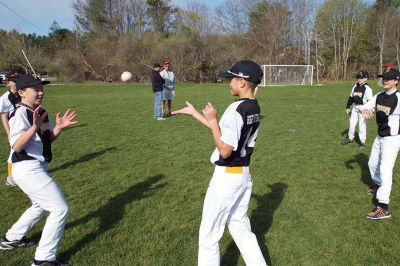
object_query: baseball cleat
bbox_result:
[0,236,37,250]
[5,176,17,187]
[341,139,353,145]
[366,207,391,220]
[31,259,70,266]
[359,143,366,149]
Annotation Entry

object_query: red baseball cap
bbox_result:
[163,60,170,66]
[386,63,393,68]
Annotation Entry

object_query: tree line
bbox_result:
[0,0,399,83]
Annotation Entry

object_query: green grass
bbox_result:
[0,81,400,265]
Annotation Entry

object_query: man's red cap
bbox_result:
[163,60,170,66]
[386,63,393,68]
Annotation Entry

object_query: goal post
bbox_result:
[260,65,314,86]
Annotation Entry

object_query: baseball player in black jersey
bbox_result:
[342,71,373,148]
[172,60,267,265]
[354,69,400,219]
[0,74,77,266]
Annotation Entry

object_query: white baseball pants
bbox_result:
[198,166,267,266]
[368,135,400,204]
[6,160,69,261]
[348,107,366,143]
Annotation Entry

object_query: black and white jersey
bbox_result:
[357,90,400,137]
[0,91,20,117]
[346,83,373,108]
[210,98,260,166]
[9,105,54,163]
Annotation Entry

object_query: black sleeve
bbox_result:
[156,73,164,86]
[346,97,354,109]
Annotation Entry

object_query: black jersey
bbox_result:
[346,83,373,108]
[211,98,260,167]
[9,105,53,163]
[374,91,400,137]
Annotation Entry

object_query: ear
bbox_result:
[18,90,24,97]
[239,79,246,88]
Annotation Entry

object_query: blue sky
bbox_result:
[0,0,225,35]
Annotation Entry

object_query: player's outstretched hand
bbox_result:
[362,109,374,119]
[202,102,218,123]
[171,101,196,116]
[56,108,78,129]
[33,106,47,129]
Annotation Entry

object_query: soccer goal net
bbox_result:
[260,65,313,86]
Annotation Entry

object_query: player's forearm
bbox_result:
[192,110,212,129]
[346,97,354,109]
[51,125,62,142]
[356,100,375,112]
[209,120,233,159]
[12,125,38,152]
[1,113,10,139]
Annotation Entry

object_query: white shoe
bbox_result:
[156,117,166,121]
[6,176,17,187]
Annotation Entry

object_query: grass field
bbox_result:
[1,81,400,265]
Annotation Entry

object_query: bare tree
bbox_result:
[177,1,216,35]
[316,0,367,80]
[214,0,257,35]
[290,0,318,65]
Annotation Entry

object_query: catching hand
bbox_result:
[171,101,196,116]
[346,108,351,115]
[202,102,218,123]
[56,108,78,129]
[33,106,47,129]
[362,109,374,119]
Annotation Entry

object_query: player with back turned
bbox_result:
[172,60,267,265]
[342,71,373,148]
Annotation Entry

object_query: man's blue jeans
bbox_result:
[154,91,163,118]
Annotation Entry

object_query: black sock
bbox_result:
[378,203,388,210]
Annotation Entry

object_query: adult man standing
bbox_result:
[160,60,175,117]
[151,63,165,121]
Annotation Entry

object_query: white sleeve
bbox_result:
[9,109,31,147]
[0,93,11,113]
[349,85,356,96]
[394,94,400,115]
[219,109,243,151]
[365,86,373,102]
[159,71,166,79]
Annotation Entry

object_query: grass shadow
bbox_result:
[58,174,166,261]
[221,182,288,266]
[50,147,117,173]
[344,153,373,187]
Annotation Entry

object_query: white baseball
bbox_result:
[121,71,132,82]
